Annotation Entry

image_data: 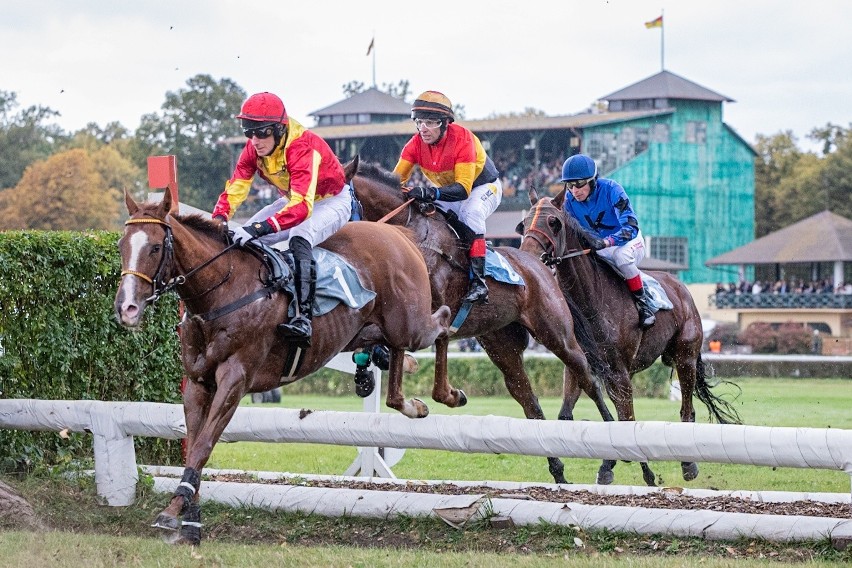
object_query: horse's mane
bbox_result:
[173,212,225,241]
[356,161,402,188]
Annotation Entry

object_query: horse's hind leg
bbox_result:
[385,347,429,418]
[477,325,568,485]
[431,335,467,408]
[675,355,699,481]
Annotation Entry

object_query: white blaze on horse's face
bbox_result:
[124,230,151,299]
[115,230,154,327]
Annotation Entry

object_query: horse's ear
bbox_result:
[343,155,360,181]
[124,188,139,216]
[515,221,525,236]
[552,187,567,209]
[529,186,539,206]
[158,187,174,217]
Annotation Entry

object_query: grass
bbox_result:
[208,376,852,493]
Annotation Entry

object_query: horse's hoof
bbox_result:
[596,470,614,485]
[642,469,657,487]
[456,389,468,407]
[353,371,375,398]
[682,462,699,481]
[152,513,180,531]
[412,398,429,418]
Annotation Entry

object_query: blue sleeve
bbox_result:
[606,181,639,246]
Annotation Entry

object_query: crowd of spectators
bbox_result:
[715,279,852,295]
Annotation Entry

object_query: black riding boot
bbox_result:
[463,254,489,305]
[632,286,656,329]
[278,238,316,347]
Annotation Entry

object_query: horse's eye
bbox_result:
[150,244,161,254]
[547,216,562,232]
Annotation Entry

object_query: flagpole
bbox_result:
[660,9,665,71]
[371,30,376,88]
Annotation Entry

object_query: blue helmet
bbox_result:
[561,154,597,182]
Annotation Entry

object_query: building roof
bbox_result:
[601,70,734,103]
[300,109,674,141]
[309,87,411,117]
[705,210,852,266]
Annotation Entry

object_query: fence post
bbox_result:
[90,407,138,506]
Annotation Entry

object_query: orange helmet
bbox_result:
[236,92,288,129]
[411,91,454,122]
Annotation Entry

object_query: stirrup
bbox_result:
[278,316,312,347]
[638,309,656,329]
[462,283,489,305]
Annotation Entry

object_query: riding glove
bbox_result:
[230,220,273,246]
[404,186,438,202]
[584,231,612,251]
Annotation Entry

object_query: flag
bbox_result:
[366,37,374,56]
[644,15,663,29]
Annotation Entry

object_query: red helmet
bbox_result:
[236,92,288,128]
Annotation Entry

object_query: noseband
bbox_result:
[523,206,591,266]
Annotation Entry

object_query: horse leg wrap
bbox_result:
[180,501,202,544]
[352,350,375,398]
[175,467,201,514]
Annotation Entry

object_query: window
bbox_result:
[650,123,669,143]
[648,236,688,267]
[685,121,706,144]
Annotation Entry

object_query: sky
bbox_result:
[2,1,850,153]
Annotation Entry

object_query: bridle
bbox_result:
[120,217,235,304]
[522,205,591,267]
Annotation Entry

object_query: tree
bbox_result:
[486,108,547,119]
[0,148,121,230]
[818,131,852,221]
[753,131,808,236]
[134,74,246,208]
[0,90,68,189]
[342,80,410,100]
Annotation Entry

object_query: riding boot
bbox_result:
[462,237,489,305]
[278,239,316,347]
[631,286,657,329]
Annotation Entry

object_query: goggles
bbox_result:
[414,118,443,130]
[244,125,276,139]
[565,177,594,190]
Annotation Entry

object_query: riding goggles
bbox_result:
[414,118,443,130]
[244,125,276,139]
[565,177,594,190]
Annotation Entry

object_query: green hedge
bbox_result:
[0,231,183,471]
[292,355,674,400]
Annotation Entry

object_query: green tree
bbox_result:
[134,74,246,209]
[818,130,852,220]
[0,148,121,230]
[753,131,808,236]
[0,90,68,189]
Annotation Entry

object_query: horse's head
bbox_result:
[346,157,412,223]
[517,187,596,265]
[114,189,176,328]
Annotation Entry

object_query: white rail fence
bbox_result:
[0,396,850,507]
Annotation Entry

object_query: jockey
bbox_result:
[393,91,503,305]
[212,92,351,347]
[560,154,656,329]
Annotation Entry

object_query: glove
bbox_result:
[230,220,273,246]
[584,231,611,251]
[404,186,437,202]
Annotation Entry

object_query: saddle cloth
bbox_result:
[640,272,674,311]
[485,249,525,286]
[277,247,376,318]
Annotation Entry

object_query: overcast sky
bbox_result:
[3,1,849,153]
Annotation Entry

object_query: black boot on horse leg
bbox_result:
[463,236,489,305]
[278,236,316,347]
[631,284,656,329]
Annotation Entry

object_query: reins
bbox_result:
[377,197,415,223]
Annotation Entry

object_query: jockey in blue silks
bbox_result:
[560,154,656,329]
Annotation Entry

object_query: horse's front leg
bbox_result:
[385,348,428,418]
[152,379,211,539]
[431,335,467,408]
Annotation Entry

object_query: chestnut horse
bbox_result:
[519,187,741,486]
[114,189,450,544]
[346,157,619,486]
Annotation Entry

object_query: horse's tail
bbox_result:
[693,354,742,425]
[565,294,617,395]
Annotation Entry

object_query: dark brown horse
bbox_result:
[114,189,450,544]
[519,187,741,485]
[346,157,619,485]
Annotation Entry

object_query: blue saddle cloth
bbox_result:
[640,272,674,311]
[485,249,524,286]
[281,248,376,318]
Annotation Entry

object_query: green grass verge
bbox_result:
[207,377,852,493]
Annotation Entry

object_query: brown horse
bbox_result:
[518,187,741,486]
[114,189,450,544]
[346,157,619,485]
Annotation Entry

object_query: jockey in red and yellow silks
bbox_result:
[212,92,351,347]
[393,90,502,305]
